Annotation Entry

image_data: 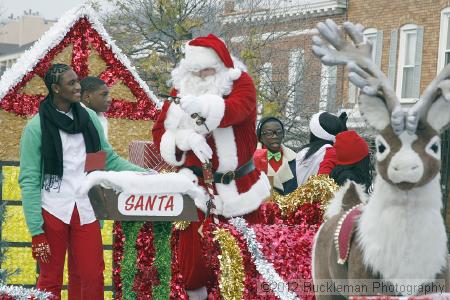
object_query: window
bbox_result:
[259,62,272,96]
[319,65,337,111]
[288,48,304,101]
[395,24,423,102]
[437,7,450,73]
[287,48,304,121]
[348,28,383,104]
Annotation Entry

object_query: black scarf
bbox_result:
[39,96,101,190]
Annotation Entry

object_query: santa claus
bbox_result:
[152,34,270,298]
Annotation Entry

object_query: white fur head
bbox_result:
[359,94,443,191]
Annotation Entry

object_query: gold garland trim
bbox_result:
[213,228,245,300]
[271,174,339,216]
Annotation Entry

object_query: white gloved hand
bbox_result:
[179,95,207,116]
[188,132,212,163]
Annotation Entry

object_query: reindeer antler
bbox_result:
[313,19,404,134]
[406,64,450,133]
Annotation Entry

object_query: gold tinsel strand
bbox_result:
[99,118,153,159]
[213,228,245,300]
[18,75,47,95]
[109,80,137,102]
[173,221,190,231]
[0,110,28,161]
[52,44,73,65]
[88,45,107,76]
[272,174,339,216]
[2,166,21,200]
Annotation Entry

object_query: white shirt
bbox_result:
[295,144,331,186]
[41,109,97,225]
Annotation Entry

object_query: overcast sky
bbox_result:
[0,0,114,20]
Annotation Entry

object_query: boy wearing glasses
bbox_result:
[254,117,298,195]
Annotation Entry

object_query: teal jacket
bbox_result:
[19,107,145,236]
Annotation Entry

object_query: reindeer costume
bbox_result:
[311,20,450,298]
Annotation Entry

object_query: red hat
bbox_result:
[334,130,369,165]
[188,34,234,68]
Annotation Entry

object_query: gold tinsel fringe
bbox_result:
[272,174,339,216]
[173,221,190,231]
[213,228,245,300]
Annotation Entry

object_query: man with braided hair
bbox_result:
[19,64,145,299]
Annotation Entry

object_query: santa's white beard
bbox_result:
[172,63,234,97]
[178,73,222,96]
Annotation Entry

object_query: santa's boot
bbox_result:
[186,286,207,300]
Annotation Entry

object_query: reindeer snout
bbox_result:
[388,160,423,184]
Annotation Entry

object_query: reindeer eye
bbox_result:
[430,143,439,153]
[375,135,390,161]
[425,136,441,159]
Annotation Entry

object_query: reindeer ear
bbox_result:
[426,97,450,133]
[359,94,391,131]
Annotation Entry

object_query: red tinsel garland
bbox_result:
[133,222,158,299]
[169,229,188,300]
[0,17,159,121]
[112,221,124,300]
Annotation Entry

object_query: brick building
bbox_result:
[223,0,450,230]
[221,0,348,148]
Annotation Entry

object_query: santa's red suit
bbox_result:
[152,34,270,291]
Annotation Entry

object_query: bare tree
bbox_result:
[103,0,342,150]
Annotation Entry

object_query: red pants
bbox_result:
[38,207,104,300]
[178,209,261,289]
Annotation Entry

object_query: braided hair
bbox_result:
[44,64,71,97]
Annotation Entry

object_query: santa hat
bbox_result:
[334,130,369,165]
[184,34,241,80]
[309,111,347,142]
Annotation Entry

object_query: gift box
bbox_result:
[129,140,176,171]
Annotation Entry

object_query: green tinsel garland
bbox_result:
[121,221,143,300]
[152,221,173,300]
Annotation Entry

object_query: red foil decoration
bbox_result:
[169,229,188,300]
[133,222,158,299]
[112,221,125,300]
[0,17,159,121]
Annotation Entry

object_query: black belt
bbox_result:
[186,160,255,185]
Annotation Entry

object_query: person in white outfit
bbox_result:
[296,111,347,185]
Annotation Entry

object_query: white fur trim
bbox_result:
[359,94,390,131]
[79,171,207,196]
[228,68,242,81]
[164,102,186,131]
[309,112,336,142]
[195,94,225,134]
[184,44,222,71]
[212,127,270,217]
[426,96,450,133]
[160,130,186,166]
[357,175,447,289]
[219,173,270,217]
[324,180,367,219]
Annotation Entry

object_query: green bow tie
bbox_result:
[267,151,281,162]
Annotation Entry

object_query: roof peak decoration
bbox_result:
[0,4,161,120]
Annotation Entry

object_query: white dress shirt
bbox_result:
[41,109,97,225]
